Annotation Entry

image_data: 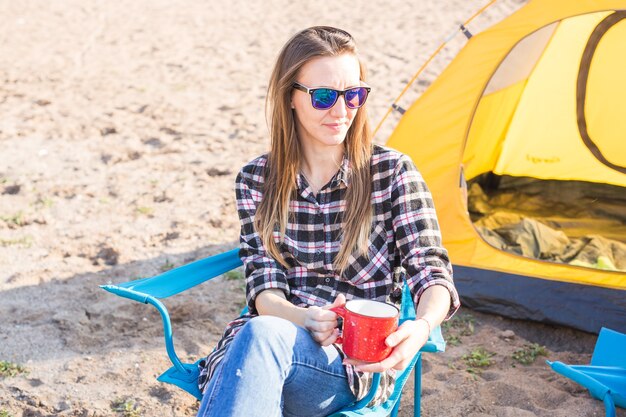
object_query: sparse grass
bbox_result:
[0,361,28,378]
[512,343,548,365]
[225,269,247,293]
[0,236,33,247]
[33,197,54,209]
[0,409,14,417]
[111,398,142,417]
[136,206,153,216]
[462,347,495,375]
[172,83,188,92]
[447,334,462,347]
[442,312,476,346]
[0,211,26,227]
[457,315,476,336]
[443,312,475,335]
[235,299,248,311]
[224,270,244,281]
[160,259,175,272]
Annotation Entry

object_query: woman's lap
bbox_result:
[197,315,356,417]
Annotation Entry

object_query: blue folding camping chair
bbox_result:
[101,248,445,416]
[547,327,626,417]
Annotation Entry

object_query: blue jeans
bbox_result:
[197,315,357,417]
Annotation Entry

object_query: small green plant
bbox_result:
[512,343,548,365]
[160,259,175,272]
[0,236,33,247]
[458,315,476,336]
[111,398,141,417]
[0,409,14,417]
[0,361,28,378]
[136,206,153,216]
[462,347,495,375]
[442,312,475,347]
[34,197,54,209]
[224,270,244,281]
[447,334,462,347]
[0,211,26,227]
[443,313,475,335]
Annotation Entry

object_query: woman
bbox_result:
[197,26,459,417]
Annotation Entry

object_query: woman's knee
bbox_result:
[240,315,298,344]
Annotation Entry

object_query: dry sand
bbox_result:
[0,0,623,416]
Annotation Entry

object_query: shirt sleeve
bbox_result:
[390,155,460,319]
[236,171,290,315]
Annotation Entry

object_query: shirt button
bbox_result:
[324,277,331,283]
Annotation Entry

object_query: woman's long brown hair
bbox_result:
[256,26,373,273]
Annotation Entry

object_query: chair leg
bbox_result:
[391,392,401,417]
[414,355,422,417]
[603,393,615,417]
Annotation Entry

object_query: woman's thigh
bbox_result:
[282,326,356,417]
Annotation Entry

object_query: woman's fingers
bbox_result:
[311,328,337,345]
[306,296,347,343]
[307,306,340,322]
[384,323,412,348]
[318,328,340,346]
[304,306,341,335]
[352,351,402,373]
[305,317,337,332]
[322,293,346,311]
[343,323,423,372]
[342,358,367,367]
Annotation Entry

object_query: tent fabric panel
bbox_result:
[483,22,556,96]
[583,15,626,170]
[454,265,626,334]
[464,80,526,181]
[492,11,626,186]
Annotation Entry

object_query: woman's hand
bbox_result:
[304,294,346,346]
[342,318,430,372]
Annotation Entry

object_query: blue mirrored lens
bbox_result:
[345,88,367,109]
[312,89,338,109]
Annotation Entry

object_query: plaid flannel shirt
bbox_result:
[198,145,460,404]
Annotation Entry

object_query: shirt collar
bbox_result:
[332,154,351,188]
[296,154,351,192]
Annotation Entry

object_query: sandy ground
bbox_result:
[1,0,623,416]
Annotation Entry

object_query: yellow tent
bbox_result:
[386,0,626,333]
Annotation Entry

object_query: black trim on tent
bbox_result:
[576,11,626,175]
[454,265,626,334]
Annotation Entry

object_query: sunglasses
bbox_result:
[293,82,371,110]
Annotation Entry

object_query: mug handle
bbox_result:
[330,306,346,344]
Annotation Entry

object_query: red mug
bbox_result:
[331,299,399,362]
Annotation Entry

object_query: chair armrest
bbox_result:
[101,248,241,300]
[548,360,611,401]
[100,248,242,375]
